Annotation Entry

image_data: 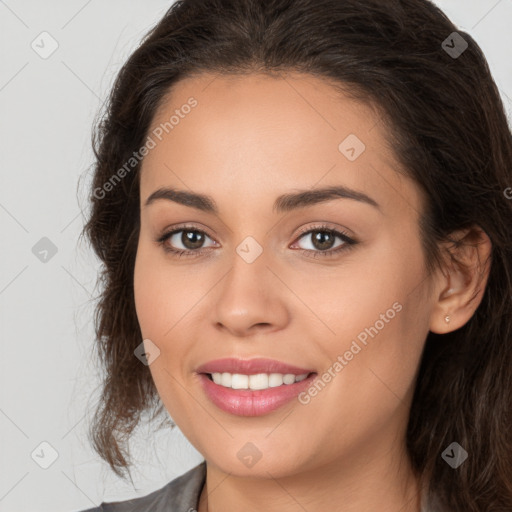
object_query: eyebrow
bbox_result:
[144,185,380,213]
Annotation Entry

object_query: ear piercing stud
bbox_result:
[444,315,451,323]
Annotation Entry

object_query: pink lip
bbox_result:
[195,358,317,417]
[196,357,315,375]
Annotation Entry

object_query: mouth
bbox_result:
[203,371,315,389]
[195,358,318,416]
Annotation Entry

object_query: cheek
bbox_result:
[133,241,170,338]
[133,246,195,418]
[307,244,420,345]
[319,237,429,392]
[133,241,204,367]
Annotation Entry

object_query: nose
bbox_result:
[212,251,290,338]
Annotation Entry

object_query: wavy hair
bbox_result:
[80,0,512,509]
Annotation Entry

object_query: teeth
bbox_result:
[210,372,310,390]
[232,374,249,389]
[269,373,284,387]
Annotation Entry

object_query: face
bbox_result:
[134,71,437,479]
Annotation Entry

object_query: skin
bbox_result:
[133,71,491,512]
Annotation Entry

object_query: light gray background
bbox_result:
[0,1,511,511]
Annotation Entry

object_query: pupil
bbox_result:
[313,231,334,251]
[183,230,204,249]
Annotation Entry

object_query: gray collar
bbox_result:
[99,461,207,511]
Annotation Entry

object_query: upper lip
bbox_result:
[196,358,316,375]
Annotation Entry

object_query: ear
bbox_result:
[429,226,492,334]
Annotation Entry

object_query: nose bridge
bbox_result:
[212,235,289,335]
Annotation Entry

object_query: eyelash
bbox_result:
[156,223,358,260]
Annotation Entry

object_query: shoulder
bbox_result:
[74,461,206,512]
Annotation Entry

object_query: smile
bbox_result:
[208,372,309,389]
[195,358,318,416]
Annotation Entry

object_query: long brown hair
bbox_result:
[80,0,512,509]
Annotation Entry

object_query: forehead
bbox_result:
[140,71,423,218]
[149,71,381,150]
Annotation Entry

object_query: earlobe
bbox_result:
[428,226,492,334]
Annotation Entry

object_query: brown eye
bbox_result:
[290,225,357,260]
[309,230,337,251]
[295,228,348,252]
[157,227,216,256]
[180,230,206,250]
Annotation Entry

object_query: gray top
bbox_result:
[76,461,207,512]
[76,460,440,511]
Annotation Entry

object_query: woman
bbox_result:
[77,0,512,510]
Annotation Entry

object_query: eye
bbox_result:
[290,224,357,259]
[156,225,217,257]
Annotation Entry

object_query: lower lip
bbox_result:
[197,373,317,416]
